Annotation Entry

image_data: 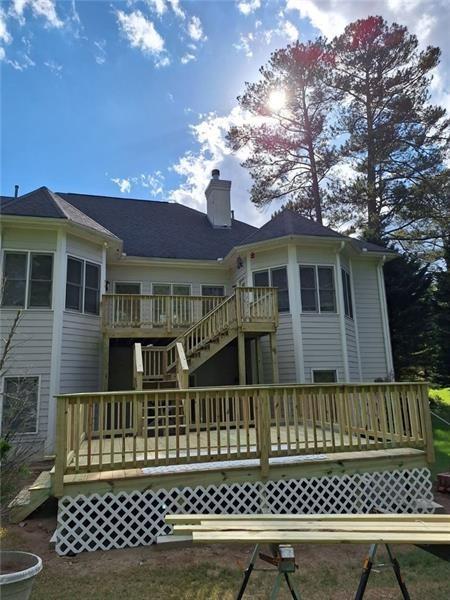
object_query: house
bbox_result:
[0,171,435,555]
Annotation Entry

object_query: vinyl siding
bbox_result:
[301,313,344,383]
[2,227,57,251]
[345,318,360,381]
[352,259,388,381]
[260,314,296,384]
[67,234,103,262]
[0,310,53,453]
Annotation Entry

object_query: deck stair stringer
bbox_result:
[8,470,52,524]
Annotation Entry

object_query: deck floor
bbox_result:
[68,423,381,469]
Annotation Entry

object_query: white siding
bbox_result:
[60,312,102,394]
[352,259,388,381]
[301,314,344,383]
[67,234,103,262]
[260,314,296,384]
[0,310,53,453]
[345,319,360,381]
[2,227,57,251]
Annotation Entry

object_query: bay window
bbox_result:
[65,256,101,315]
[299,265,336,313]
[253,267,289,312]
[1,251,53,308]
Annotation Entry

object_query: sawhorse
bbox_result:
[355,543,410,600]
[236,544,300,600]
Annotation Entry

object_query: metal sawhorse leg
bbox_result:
[355,543,411,600]
[236,544,300,600]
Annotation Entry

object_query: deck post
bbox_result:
[238,332,246,385]
[270,332,279,384]
[259,389,271,477]
[420,383,435,464]
[255,337,264,383]
[54,396,67,497]
[101,334,109,392]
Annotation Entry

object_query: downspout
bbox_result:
[377,255,394,379]
[336,242,350,382]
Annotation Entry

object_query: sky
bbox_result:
[1,0,449,227]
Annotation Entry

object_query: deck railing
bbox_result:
[54,382,434,496]
[102,293,225,331]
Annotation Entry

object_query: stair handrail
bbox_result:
[175,342,189,389]
[133,342,144,390]
[166,293,237,371]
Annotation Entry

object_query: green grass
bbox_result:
[429,387,450,478]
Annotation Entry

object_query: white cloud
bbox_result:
[187,15,206,42]
[233,32,254,58]
[94,40,106,65]
[116,9,168,65]
[10,0,64,29]
[44,58,62,76]
[237,0,261,16]
[234,15,299,58]
[169,107,276,226]
[181,52,196,64]
[1,50,35,70]
[0,47,6,60]
[280,19,298,42]
[145,0,167,17]
[0,8,12,44]
[168,0,185,20]
[111,178,132,194]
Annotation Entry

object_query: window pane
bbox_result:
[313,370,337,383]
[30,255,52,280]
[3,377,39,434]
[84,288,99,315]
[319,290,336,312]
[201,286,224,296]
[153,284,171,295]
[29,281,52,307]
[115,283,140,295]
[300,267,317,312]
[67,258,82,285]
[2,253,27,307]
[318,267,334,289]
[253,271,269,287]
[318,267,336,312]
[2,280,26,307]
[277,289,290,313]
[173,285,191,296]
[271,267,289,312]
[344,271,353,318]
[66,283,81,310]
[85,263,100,290]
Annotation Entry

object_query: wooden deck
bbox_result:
[54,382,434,497]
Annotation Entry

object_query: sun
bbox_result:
[267,89,287,112]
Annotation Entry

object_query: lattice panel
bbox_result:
[56,467,433,555]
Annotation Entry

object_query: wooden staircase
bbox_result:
[8,470,52,523]
[134,288,278,390]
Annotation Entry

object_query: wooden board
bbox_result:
[166,513,450,525]
[191,530,450,545]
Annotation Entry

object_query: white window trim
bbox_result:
[65,254,101,316]
[113,282,142,294]
[251,265,290,313]
[341,267,354,320]
[299,263,337,314]
[152,282,193,296]
[1,249,55,310]
[0,374,41,436]
[311,368,338,384]
[200,284,225,297]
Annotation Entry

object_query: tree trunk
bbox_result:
[302,90,323,224]
[365,68,379,241]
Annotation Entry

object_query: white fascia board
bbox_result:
[109,255,228,271]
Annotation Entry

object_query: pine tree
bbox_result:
[384,253,434,380]
[433,241,450,386]
[330,16,449,243]
[227,40,340,224]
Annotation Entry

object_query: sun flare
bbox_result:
[267,88,286,112]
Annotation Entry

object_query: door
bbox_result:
[114,283,141,325]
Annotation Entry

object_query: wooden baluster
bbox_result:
[154,394,159,464]
[98,395,104,471]
[165,392,170,464]
[195,391,201,460]
[259,389,270,477]
[419,383,434,463]
[283,388,291,452]
[185,391,191,461]
[144,394,148,464]
[409,384,420,444]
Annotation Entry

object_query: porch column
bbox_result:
[101,334,110,391]
[270,332,279,383]
[336,242,350,381]
[255,337,264,383]
[287,243,305,382]
[238,332,246,385]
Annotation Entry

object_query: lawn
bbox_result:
[429,387,450,478]
[2,518,450,600]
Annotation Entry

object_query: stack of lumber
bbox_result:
[166,514,450,545]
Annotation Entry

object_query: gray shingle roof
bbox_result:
[59,192,257,260]
[240,208,344,245]
[1,187,119,240]
[1,187,392,259]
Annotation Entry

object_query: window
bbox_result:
[153,283,171,296]
[201,285,225,297]
[1,252,53,309]
[84,263,100,315]
[2,376,39,434]
[312,370,337,383]
[252,267,289,312]
[173,285,191,296]
[114,283,141,295]
[341,269,353,319]
[65,257,101,315]
[299,265,336,313]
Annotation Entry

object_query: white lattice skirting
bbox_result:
[56,467,434,555]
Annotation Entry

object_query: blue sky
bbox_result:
[1,0,448,226]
